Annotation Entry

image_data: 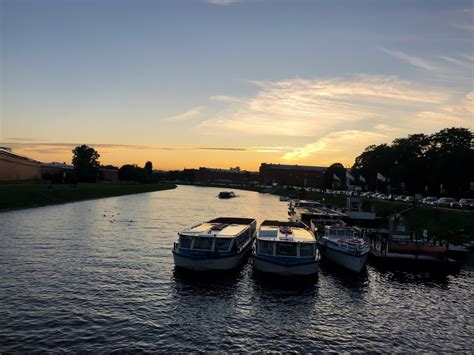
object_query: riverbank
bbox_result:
[175,183,473,242]
[0,182,177,211]
[277,188,474,242]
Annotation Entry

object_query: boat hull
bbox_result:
[173,242,252,271]
[318,243,368,272]
[253,255,319,276]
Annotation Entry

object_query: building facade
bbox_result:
[259,163,326,187]
[195,167,259,185]
[0,147,41,181]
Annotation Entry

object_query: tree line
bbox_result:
[44,127,473,196]
[42,144,157,184]
[325,127,473,196]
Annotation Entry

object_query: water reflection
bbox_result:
[0,185,472,353]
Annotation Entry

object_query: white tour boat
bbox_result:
[253,221,320,276]
[317,224,370,272]
[172,217,256,271]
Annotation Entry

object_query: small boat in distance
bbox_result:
[218,191,237,199]
[316,224,370,272]
[253,220,320,276]
[172,217,256,271]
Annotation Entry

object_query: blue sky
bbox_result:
[1,0,473,169]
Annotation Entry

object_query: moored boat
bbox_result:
[172,217,256,271]
[317,224,370,272]
[288,199,322,217]
[290,204,346,227]
[253,220,320,276]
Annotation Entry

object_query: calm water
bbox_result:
[0,185,472,352]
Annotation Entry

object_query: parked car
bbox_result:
[449,201,461,209]
[458,198,474,210]
[421,196,438,205]
[435,197,457,207]
[404,196,416,203]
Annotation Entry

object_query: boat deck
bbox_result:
[258,225,315,242]
[182,222,249,238]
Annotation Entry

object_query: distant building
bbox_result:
[195,167,259,185]
[41,162,74,180]
[99,168,119,182]
[0,147,41,181]
[259,163,326,187]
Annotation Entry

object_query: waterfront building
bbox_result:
[40,162,74,180]
[259,163,326,188]
[99,168,119,182]
[194,167,259,185]
[0,147,41,181]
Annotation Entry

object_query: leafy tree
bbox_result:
[352,127,473,196]
[145,161,153,177]
[72,145,100,182]
[352,144,394,191]
[119,164,140,182]
[323,163,346,189]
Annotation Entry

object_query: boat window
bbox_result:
[300,243,315,257]
[337,229,346,236]
[193,237,213,250]
[258,240,274,255]
[215,238,231,251]
[179,235,192,249]
[259,229,278,238]
[276,242,297,257]
[346,230,353,237]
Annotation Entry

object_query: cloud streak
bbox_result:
[206,0,239,6]
[161,106,205,122]
[1,141,293,155]
[381,48,438,71]
[196,73,472,164]
[282,130,388,163]
[199,74,451,138]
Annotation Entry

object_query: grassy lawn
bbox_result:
[0,182,176,211]
[402,207,474,242]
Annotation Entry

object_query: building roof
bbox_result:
[198,167,258,174]
[41,162,74,169]
[0,147,42,165]
[260,163,326,172]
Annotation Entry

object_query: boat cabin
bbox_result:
[177,217,256,253]
[257,221,317,258]
[324,225,362,240]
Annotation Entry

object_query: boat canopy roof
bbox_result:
[258,220,315,243]
[180,217,255,239]
[297,206,346,218]
[291,199,321,208]
[325,224,361,237]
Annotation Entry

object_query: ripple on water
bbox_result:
[0,186,473,352]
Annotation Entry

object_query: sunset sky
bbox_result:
[1,0,473,170]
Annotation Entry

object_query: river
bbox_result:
[0,185,472,352]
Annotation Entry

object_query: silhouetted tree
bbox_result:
[352,127,473,195]
[145,161,153,177]
[323,163,346,189]
[72,145,100,182]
